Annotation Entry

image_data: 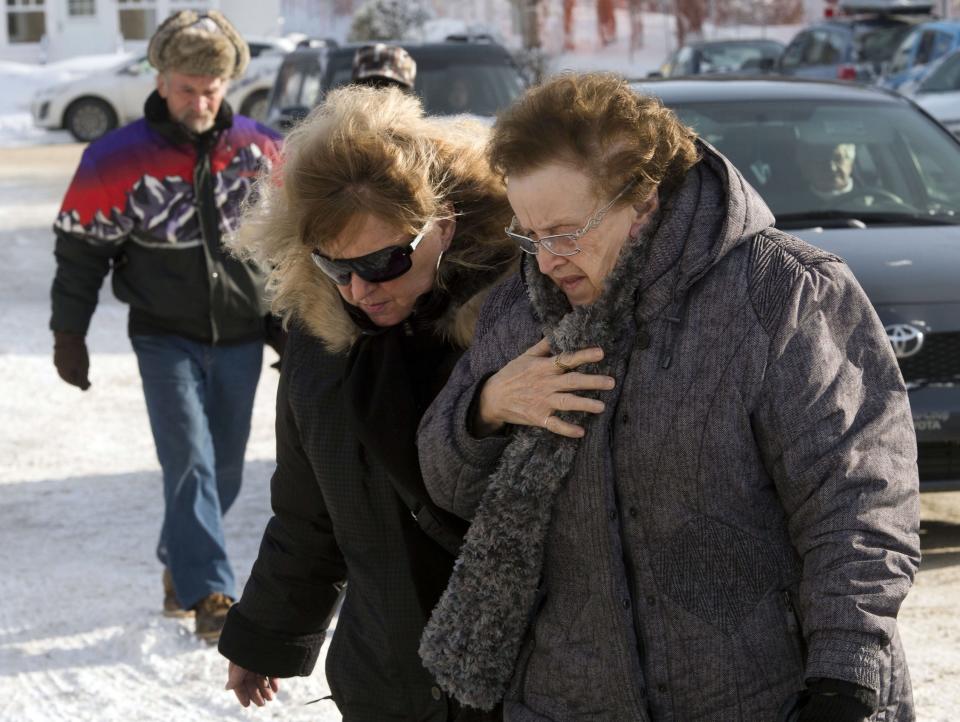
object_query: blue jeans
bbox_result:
[132,334,263,609]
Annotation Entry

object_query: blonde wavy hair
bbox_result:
[488,72,699,207]
[229,85,515,350]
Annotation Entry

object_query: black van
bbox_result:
[265,38,526,132]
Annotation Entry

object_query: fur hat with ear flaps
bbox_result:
[147,10,249,79]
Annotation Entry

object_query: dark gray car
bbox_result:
[633,76,960,490]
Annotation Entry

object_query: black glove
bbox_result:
[264,314,287,370]
[784,678,877,722]
[53,331,91,390]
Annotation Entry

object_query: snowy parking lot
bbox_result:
[2,135,959,720]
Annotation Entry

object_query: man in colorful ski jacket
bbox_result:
[49,10,281,641]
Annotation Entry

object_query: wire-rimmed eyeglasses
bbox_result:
[505,179,637,257]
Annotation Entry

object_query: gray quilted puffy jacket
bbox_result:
[417,145,920,722]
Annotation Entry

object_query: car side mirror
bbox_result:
[757,57,776,72]
[647,70,663,78]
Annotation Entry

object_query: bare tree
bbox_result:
[348,0,430,41]
[628,0,645,56]
[511,0,547,83]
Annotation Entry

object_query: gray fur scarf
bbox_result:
[419,218,656,711]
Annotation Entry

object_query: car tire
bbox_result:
[239,89,270,121]
[64,97,118,143]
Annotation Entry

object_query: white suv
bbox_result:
[30,37,293,142]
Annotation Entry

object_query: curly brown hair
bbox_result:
[488,72,699,206]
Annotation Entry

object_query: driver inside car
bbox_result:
[798,141,858,199]
[795,139,905,209]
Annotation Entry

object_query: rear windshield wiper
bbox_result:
[776,211,959,229]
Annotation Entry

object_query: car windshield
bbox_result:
[667,98,960,227]
[919,51,960,90]
[272,56,322,111]
[855,22,916,62]
[698,42,780,73]
[325,61,525,117]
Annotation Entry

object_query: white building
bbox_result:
[1,0,282,63]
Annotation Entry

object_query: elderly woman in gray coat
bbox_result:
[416,73,920,722]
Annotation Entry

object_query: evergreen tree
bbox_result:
[348,0,431,41]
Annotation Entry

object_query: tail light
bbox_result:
[837,64,858,81]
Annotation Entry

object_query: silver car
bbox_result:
[905,48,960,137]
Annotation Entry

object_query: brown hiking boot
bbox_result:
[193,592,234,642]
[162,568,194,618]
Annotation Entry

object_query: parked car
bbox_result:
[30,37,295,142]
[265,38,526,132]
[778,1,932,82]
[880,20,960,90]
[632,76,960,491]
[907,48,960,136]
[652,38,783,78]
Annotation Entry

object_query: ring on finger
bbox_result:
[554,355,573,373]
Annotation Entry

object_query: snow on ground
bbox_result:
[1,6,958,722]
[0,145,338,721]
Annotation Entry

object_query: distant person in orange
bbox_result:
[564,0,576,50]
[598,0,617,45]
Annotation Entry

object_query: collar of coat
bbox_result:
[144,89,233,148]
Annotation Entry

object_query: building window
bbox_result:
[6,0,46,44]
[68,0,95,16]
[117,0,156,40]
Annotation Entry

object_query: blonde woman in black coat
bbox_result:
[217,86,517,722]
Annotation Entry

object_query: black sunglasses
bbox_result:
[311,222,431,286]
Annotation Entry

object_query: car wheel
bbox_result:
[65,98,118,142]
[239,90,270,121]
